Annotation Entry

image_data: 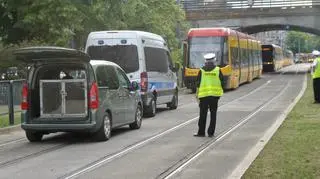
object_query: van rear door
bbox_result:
[14,46,90,63]
[15,47,92,122]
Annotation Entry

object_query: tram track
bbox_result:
[0,137,26,148]
[158,68,306,179]
[0,65,306,179]
[61,77,274,179]
[0,73,277,177]
[62,70,298,179]
[0,133,83,169]
[158,80,292,179]
[0,142,71,169]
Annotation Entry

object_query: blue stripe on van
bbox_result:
[148,82,175,91]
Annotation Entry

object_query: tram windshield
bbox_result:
[262,48,273,62]
[188,36,224,68]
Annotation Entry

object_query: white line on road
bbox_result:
[63,116,199,179]
[0,138,26,148]
[227,74,307,179]
[163,80,291,179]
[63,79,273,179]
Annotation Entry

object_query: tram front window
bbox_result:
[262,50,273,62]
[188,37,224,68]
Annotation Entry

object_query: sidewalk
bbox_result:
[0,124,21,135]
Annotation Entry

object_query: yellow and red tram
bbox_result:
[182,27,262,92]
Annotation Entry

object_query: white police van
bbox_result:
[85,31,180,117]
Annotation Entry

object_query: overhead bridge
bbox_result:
[179,0,320,35]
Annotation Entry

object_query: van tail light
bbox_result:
[140,72,148,92]
[21,82,28,110]
[89,82,99,109]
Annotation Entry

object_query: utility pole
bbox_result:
[298,38,301,54]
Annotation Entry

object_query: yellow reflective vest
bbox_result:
[313,58,320,79]
[198,67,223,98]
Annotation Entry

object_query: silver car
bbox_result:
[15,46,143,142]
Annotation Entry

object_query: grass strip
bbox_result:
[0,112,21,128]
[243,76,320,179]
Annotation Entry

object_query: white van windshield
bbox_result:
[87,45,139,73]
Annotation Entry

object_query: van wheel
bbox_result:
[26,131,43,142]
[167,92,178,110]
[144,98,156,117]
[130,105,142,129]
[95,114,112,141]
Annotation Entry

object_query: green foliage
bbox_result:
[244,76,320,178]
[171,48,183,66]
[1,0,85,46]
[0,0,190,68]
[285,31,320,54]
[0,40,49,79]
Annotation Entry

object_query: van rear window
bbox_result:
[87,45,139,73]
[36,64,86,80]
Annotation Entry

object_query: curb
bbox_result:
[0,124,22,135]
[227,74,308,179]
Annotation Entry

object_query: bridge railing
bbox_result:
[180,0,320,11]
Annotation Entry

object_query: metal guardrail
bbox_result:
[0,79,25,125]
[179,0,320,10]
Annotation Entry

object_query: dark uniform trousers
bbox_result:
[313,78,320,102]
[198,96,219,136]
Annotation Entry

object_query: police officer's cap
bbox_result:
[204,53,216,62]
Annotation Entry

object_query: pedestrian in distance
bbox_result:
[194,53,224,137]
[311,50,320,103]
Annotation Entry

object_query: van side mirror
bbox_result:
[131,81,139,91]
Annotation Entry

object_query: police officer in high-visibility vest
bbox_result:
[311,50,320,103]
[194,53,224,137]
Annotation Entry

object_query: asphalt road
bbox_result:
[0,64,310,179]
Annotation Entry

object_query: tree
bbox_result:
[0,0,190,69]
[1,0,86,46]
[285,31,320,54]
[0,0,30,44]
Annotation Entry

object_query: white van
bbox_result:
[85,31,180,117]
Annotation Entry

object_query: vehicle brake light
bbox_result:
[140,72,148,92]
[89,82,99,109]
[21,82,28,110]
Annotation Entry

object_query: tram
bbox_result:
[261,44,284,72]
[182,27,262,92]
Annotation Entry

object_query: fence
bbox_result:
[0,79,25,126]
[179,0,320,11]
